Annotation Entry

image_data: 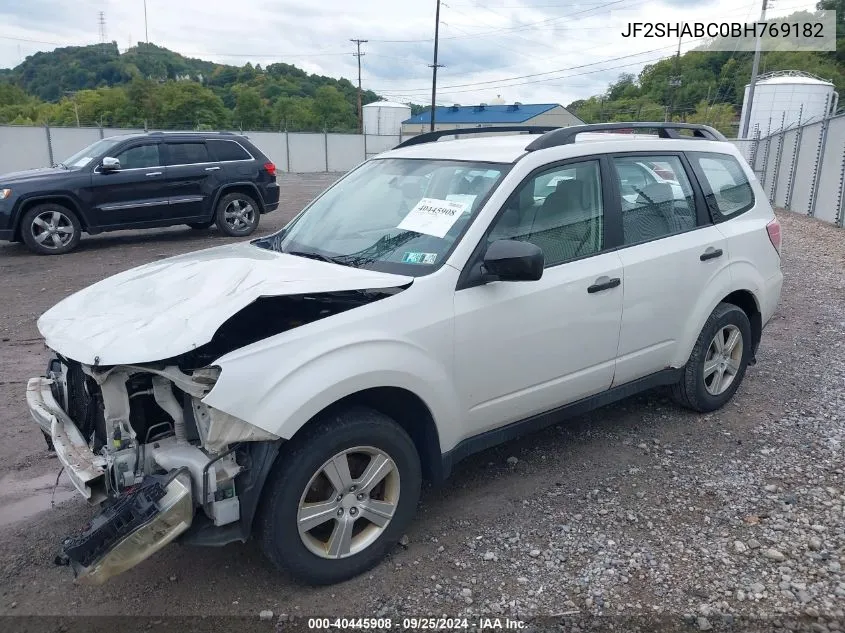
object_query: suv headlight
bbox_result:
[0,189,11,200]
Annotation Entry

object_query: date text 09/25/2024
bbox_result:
[306,617,527,630]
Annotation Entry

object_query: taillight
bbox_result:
[263,162,276,177]
[766,218,781,255]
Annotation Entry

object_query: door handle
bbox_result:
[145,171,162,177]
[700,247,723,261]
[587,276,621,294]
[205,166,221,171]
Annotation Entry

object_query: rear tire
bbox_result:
[258,406,421,585]
[20,203,82,255]
[214,192,260,237]
[671,302,752,413]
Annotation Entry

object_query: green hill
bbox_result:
[0,42,381,131]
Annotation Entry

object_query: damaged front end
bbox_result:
[27,356,277,585]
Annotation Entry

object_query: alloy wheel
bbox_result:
[297,446,400,559]
[223,199,256,232]
[703,324,743,396]
[30,210,75,249]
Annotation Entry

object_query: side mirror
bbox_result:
[100,156,121,171]
[482,239,544,282]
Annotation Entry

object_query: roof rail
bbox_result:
[394,125,559,149]
[525,122,726,151]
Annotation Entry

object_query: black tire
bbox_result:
[187,220,214,230]
[258,406,421,586]
[20,203,82,255]
[214,192,260,237]
[671,302,752,413]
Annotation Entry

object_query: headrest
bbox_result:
[636,182,673,205]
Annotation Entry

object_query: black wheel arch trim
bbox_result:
[13,193,92,235]
[212,182,266,215]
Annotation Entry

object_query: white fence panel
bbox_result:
[788,122,823,214]
[0,126,50,172]
[773,129,798,209]
[49,128,101,165]
[812,117,845,224]
[287,133,326,173]
[103,128,145,138]
[365,134,400,158]
[327,134,365,172]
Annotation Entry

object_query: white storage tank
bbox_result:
[739,70,838,138]
[362,101,412,136]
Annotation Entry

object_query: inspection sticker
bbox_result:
[402,252,438,265]
[397,197,469,239]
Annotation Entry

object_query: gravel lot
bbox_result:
[0,174,843,633]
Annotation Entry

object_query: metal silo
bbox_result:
[362,101,412,136]
[739,70,838,138]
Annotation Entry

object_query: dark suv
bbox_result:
[0,131,280,255]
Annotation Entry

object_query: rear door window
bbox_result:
[165,142,210,166]
[689,153,755,220]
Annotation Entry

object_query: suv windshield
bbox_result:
[59,137,124,169]
[254,157,508,275]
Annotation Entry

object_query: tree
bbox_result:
[313,85,352,130]
[233,86,266,130]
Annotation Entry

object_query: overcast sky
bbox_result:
[0,0,822,106]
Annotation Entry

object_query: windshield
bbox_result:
[59,137,124,169]
[254,157,508,275]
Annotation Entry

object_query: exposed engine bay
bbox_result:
[26,289,399,584]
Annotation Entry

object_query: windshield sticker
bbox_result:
[397,197,469,239]
[445,194,477,208]
[402,252,438,265]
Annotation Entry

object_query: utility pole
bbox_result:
[98,11,107,53]
[144,0,149,42]
[667,35,682,122]
[740,0,768,138]
[429,0,444,132]
[350,38,368,134]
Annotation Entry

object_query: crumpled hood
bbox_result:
[37,242,413,366]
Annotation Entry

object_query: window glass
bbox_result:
[694,154,754,217]
[252,158,508,277]
[613,155,696,245]
[115,144,160,170]
[487,160,604,267]
[208,139,252,162]
[167,142,210,165]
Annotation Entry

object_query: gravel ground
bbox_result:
[0,179,842,633]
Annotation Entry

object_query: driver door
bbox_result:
[452,158,624,440]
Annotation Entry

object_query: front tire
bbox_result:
[20,203,82,255]
[214,192,260,237]
[671,302,752,413]
[258,406,421,585]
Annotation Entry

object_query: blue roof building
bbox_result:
[401,102,583,134]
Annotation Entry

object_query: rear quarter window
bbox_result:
[689,152,755,221]
[208,139,253,162]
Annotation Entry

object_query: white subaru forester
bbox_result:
[27,123,783,586]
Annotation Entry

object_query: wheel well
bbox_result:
[306,387,444,483]
[722,290,762,356]
[217,185,264,213]
[14,197,86,239]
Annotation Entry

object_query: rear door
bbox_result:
[161,140,223,220]
[88,141,169,226]
[610,152,730,386]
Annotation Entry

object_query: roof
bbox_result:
[749,70,834,87]
[380,132,736,164]
[362,101,411,109]
[402,103,561,125]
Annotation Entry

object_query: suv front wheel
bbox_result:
[215,192,260,237]
[672,302,752,413]
[20,203,82,255]
[258,406,422,585]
